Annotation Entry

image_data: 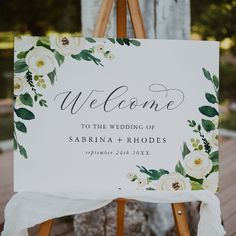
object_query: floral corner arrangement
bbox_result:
[127,68,219,193]
[13,35,141,159]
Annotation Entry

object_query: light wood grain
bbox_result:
[117,0,127,37]
[116,198,126,236]
[93,0,114,37]
[127,0,146,38]
[172,203,190,236]
[39,220,53,236]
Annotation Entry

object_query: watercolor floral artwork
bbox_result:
[127,68,219,193]
[14,36,141,158]
[14,38,219,194]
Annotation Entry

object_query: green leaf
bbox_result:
[188,175,204,184]
[54,50,65,66]
[188,120,196,127]
[108,38,115,44]
[147,170,162,180]
[14,59,28,73]
[72,50,103,66]
[19,93,33,107]
[205,93,217,104]
[15,108,35,120]
[159,169,170,176]
[19,145,28,159]
[130,39,141,46]
[14,137,18,150]
[199,106,219,117]
[137,166,169,180]
[146,187,155,191]
[202,119,215,132]
[34,94,38,102]
[202,68,211,80]
[209,151,219,165]
[116,38,124,45]
[212,75,219,89]
[17,51,29,59]
[86,37,96,43]
[38,37,50,45]
[36,39,51,50]
[198,124,201,131]
[48,68,56,85]
[15,121,27,133]
[123,38,130,46]
[182,142,190,158]
[175,161,186,176]
[210,165,219,173]
[191,181,203,190]
[71,53,82,61]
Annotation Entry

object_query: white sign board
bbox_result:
[14,36,219,194]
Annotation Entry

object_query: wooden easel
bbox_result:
[39,0,190,235]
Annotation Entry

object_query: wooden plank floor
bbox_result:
[0,150,13,225]
[0,139,236,235]
[219,139,236,236]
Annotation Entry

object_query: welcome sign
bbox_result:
[14,36,219,194]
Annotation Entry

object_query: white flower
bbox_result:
[94,44,104,53]
[15,36,38,52]
[184,151,212,179]
[126,172,137,181]
[14,75,28,95]
[209,131,219,149]
[137,178,148,187]
[156,172,191,191]
[25,47,55,75]
[50,35,85,56]
[202,172,218,193]
[105,52,115,60]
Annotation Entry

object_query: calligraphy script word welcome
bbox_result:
[54,84,185,114]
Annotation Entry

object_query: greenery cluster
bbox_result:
[14,37,141,158]
[129,69,219,191]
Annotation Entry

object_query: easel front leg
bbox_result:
[39,219,53,236]
[172,203,190,236]
[116,198,126,236]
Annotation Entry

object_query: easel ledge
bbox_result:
[39,0,190,235]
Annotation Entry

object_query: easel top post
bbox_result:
[93,0,146,39]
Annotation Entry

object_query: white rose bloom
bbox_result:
[126,172,136,181]
[184,151,212,179]
[50,35,85,56]
[14,75,28,96]
[25,47,55,75]
[202,172,218,193]
[137,178,148,187]
[156,172,191,191]
[209,131,219,149]
[15,36,38,52]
